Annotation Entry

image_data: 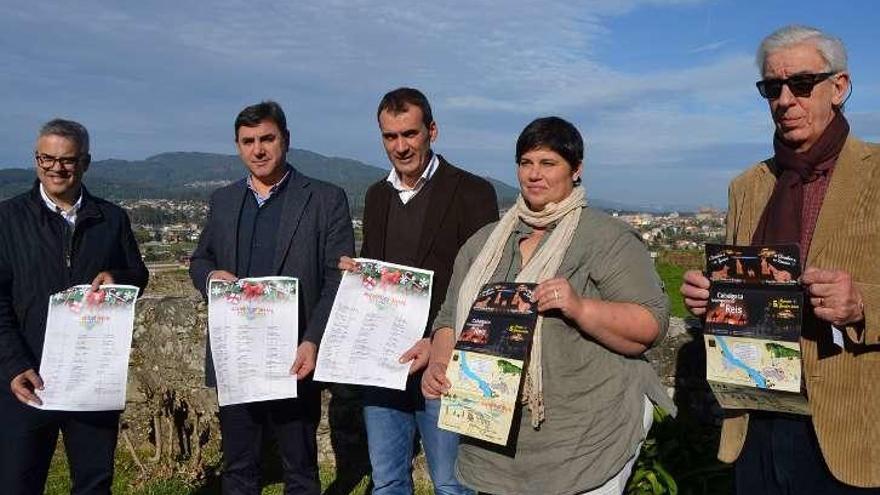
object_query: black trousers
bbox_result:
[736,414,880,495]
[0,395,120,495]
[218,393,321,495]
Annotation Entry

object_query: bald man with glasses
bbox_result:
[0,119,148,494]
[681,25,880,494]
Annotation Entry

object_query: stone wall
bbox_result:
[121,295,715,485]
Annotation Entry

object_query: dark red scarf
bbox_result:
[751,111,849,249]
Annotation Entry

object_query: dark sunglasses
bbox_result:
[756,72,836,99]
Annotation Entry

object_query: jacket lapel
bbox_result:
[74,186,105,227]
[414,156,459,264]
[806,136,871,266]
[217,180,248,271]
[272,167,311,274]
[735,162,777,245]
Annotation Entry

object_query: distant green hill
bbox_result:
[0,150,519,214]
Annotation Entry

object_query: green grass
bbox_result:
[656,261,688,319]
[45,443,430,495]
[46,446,197,495]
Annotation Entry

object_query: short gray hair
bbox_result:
[37,118,90,155]
[756,25,848,75]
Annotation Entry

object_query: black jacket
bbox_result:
[0,182,149,389]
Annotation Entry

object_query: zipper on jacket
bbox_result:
[63,222,75,272]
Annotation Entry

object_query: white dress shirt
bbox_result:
[385,153,440,204]
[39,184,82,228]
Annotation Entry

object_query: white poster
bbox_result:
[36,284,140,411]
[315,259,433,390]
[208,277,299,406]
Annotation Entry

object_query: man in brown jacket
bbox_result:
[681,25,880,493]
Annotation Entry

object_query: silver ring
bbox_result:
[554,289,559,301]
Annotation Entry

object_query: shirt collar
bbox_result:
[247,166,292,207]
[385,152,439,193]
[513,219,557,236]
[39,183,82,216]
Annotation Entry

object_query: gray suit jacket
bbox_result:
[189,165,354,386]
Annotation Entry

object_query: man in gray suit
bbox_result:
[190,101,354,495]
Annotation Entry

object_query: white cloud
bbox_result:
[689,39,733,54]
[5,0,876,208]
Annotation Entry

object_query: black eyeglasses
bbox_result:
[756,72,836,99]
[35,152,82,170]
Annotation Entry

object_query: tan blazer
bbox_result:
[719,135,880,487]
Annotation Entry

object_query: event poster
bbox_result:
[438,283,538,445]
[36,284,140,411]
[703,244,809,415]
[314,259,433,390]
[705,244,801,285]
[208,277,299,406]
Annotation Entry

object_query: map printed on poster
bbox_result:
[438,283,538,445]
[314,259,434,390]
[36,284,140,411]
[208,277,299,407]
[703,244,809,415]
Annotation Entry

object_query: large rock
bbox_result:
[121,295,219,480]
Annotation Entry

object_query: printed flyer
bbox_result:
[36,284,140,411]
[314,259,433,390]
[438,282,538,445]
[703,244,809,415]
[208,276,299,406]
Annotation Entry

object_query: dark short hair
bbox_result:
[515,117,583,171]
[377,88,433,127]
[234,100,289,142]
[38,118,90,156]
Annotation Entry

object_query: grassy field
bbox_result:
[655,249,703,319]
[46,447,193,495]
[45,444,427,495]
[656,261,688,319]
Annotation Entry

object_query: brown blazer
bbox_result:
[719,135,880,487]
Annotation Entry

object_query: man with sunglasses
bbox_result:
[681,25,880,493]
[0,119,149,494]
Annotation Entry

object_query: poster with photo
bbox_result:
[705,244,801,285]
[705,286,803,341]
[438,283,538,445]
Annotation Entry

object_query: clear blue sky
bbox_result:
[2,0,878,209]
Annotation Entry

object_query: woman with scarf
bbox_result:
[422,117,674,495]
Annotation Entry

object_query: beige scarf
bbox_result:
[454,186,586,428]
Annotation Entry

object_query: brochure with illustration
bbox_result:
[438,282,538,445]
[703,244,809,415]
